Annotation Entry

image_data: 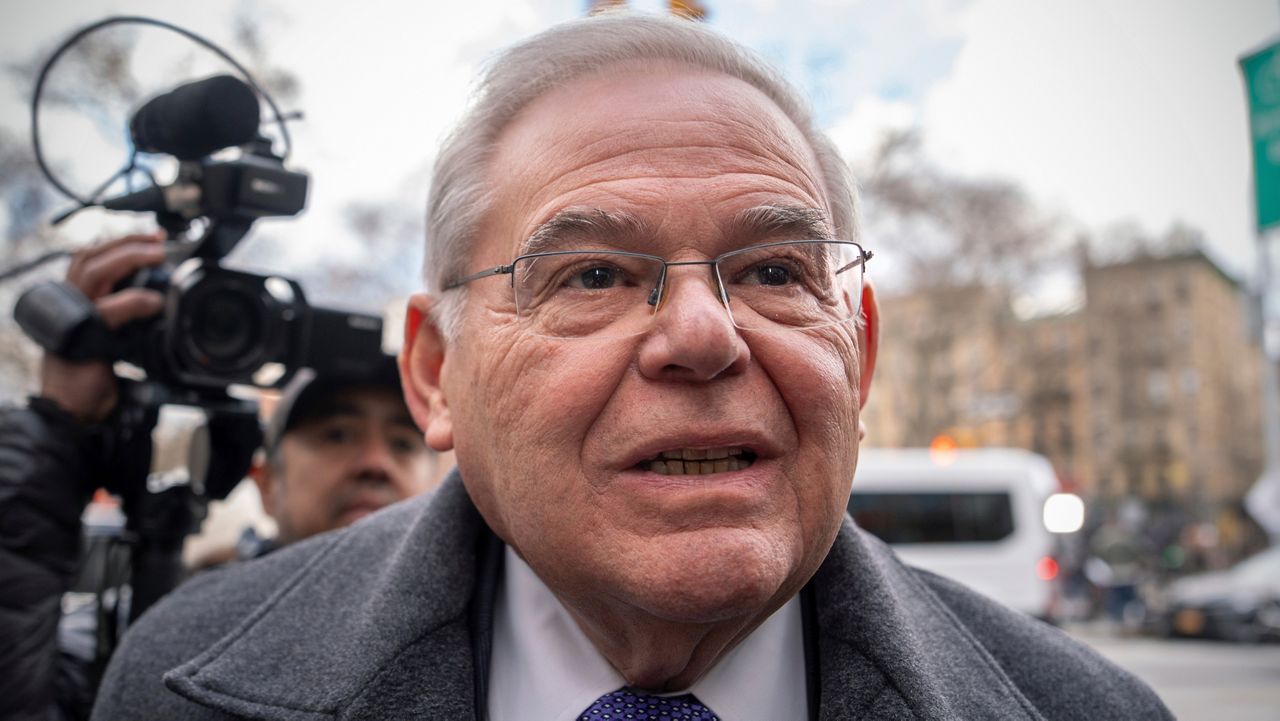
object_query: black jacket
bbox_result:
[1,399,267,721]
[0,402,106,721]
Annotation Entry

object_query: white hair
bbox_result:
[425,11,859,340]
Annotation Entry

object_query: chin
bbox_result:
[625,527,800,624]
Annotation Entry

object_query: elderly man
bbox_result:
[93,13,1171,720]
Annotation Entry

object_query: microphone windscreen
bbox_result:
[130,75,260,160]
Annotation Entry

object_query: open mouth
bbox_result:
[635,447,757,476]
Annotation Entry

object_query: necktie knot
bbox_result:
[578,688,720,721]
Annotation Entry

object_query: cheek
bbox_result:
[756,330,861,522]
[476,335,625,449]
[282,459,323,501]
[397,455,435,494]
[449,329,632,532]
[766,329,861,442]
[418,453,441,483]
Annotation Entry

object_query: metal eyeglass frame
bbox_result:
[445,238,873,326]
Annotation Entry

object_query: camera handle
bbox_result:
[13,207,253,366]
[190,217,252,261]
[13,280,115,362]
[110,387,261,622]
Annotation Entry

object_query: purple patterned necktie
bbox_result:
[577,688,721,721]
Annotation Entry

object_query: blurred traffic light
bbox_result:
[584,1,709,21]
[587,0,628,15]
[669,0,709,20]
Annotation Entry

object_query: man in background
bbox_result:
[249,360,444,550]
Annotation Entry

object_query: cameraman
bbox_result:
[0,233,440,721]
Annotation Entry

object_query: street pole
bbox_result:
[1251,231,1280,543]
[1241,35,1280,541]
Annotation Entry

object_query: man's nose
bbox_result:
[352,435,396,479]
[637,270,750,381]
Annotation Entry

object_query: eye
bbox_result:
[734,259,803,287]
[568,265,624,290]
[321,425,356,445]
[389,434,422,455]
[753,264,792,286]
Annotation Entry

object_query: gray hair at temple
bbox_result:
[423,11,859,341]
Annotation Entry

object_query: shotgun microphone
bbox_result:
[129,74,260,159]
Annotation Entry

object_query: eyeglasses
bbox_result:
[446,239,872,339]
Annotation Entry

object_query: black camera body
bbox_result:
[106,142,309,232]
[94,136,314,395]
[118,259,309,390]
[16,75,387,405]
[113,258,387,395]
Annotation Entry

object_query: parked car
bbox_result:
[1146,545,1280,643]
[848,448,1074,620]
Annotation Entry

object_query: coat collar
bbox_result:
[165,474,1041,720]
[811,518,1045,720]
[164,472,485,720]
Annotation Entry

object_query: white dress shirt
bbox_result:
[489,547,807,721]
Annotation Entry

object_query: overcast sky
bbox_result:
[2,0,1277,302]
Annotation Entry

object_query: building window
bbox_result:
[1179,368,1200,397]
[1147,370,1170,406]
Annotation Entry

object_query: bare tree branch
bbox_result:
[860,129,1064,294]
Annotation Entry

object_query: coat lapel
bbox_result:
[166,478,1045,720]
[812,519,1046,720]
[164,474,483,720]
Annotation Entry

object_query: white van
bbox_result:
[847,447,1069,620]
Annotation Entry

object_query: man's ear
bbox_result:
[857,279,879,410]
[249,452,277,520]
[400,293,455,452]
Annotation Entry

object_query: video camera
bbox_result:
[7,16,400,625]
[16,74,385,407]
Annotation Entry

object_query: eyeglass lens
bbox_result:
[512,241,865,339]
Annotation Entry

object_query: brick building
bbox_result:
[862,247,1264,526]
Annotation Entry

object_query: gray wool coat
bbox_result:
[91,473,1172,720]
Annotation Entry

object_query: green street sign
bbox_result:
[1242,38,1280,232]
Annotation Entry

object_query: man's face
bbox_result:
[411,65,875,625]
[265,386,436,543]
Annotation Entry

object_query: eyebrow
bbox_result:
[520,208,654,256]
[519,204,834,258]
[727,204,835,242]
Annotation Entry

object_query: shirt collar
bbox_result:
[489,547,807,721]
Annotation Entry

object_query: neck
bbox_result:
[559,593,785,691]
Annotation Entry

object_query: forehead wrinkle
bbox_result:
[537,107,825,194]
[728,204,834,242]
[566,123,817,182]
[521,207,654,256]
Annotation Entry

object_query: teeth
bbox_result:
[646,456,752,475]
[658,447,742,461]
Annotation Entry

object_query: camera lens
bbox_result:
[189,290,262,367]
[170,263,296,386]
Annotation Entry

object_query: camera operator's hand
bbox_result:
[39,231,166,424]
